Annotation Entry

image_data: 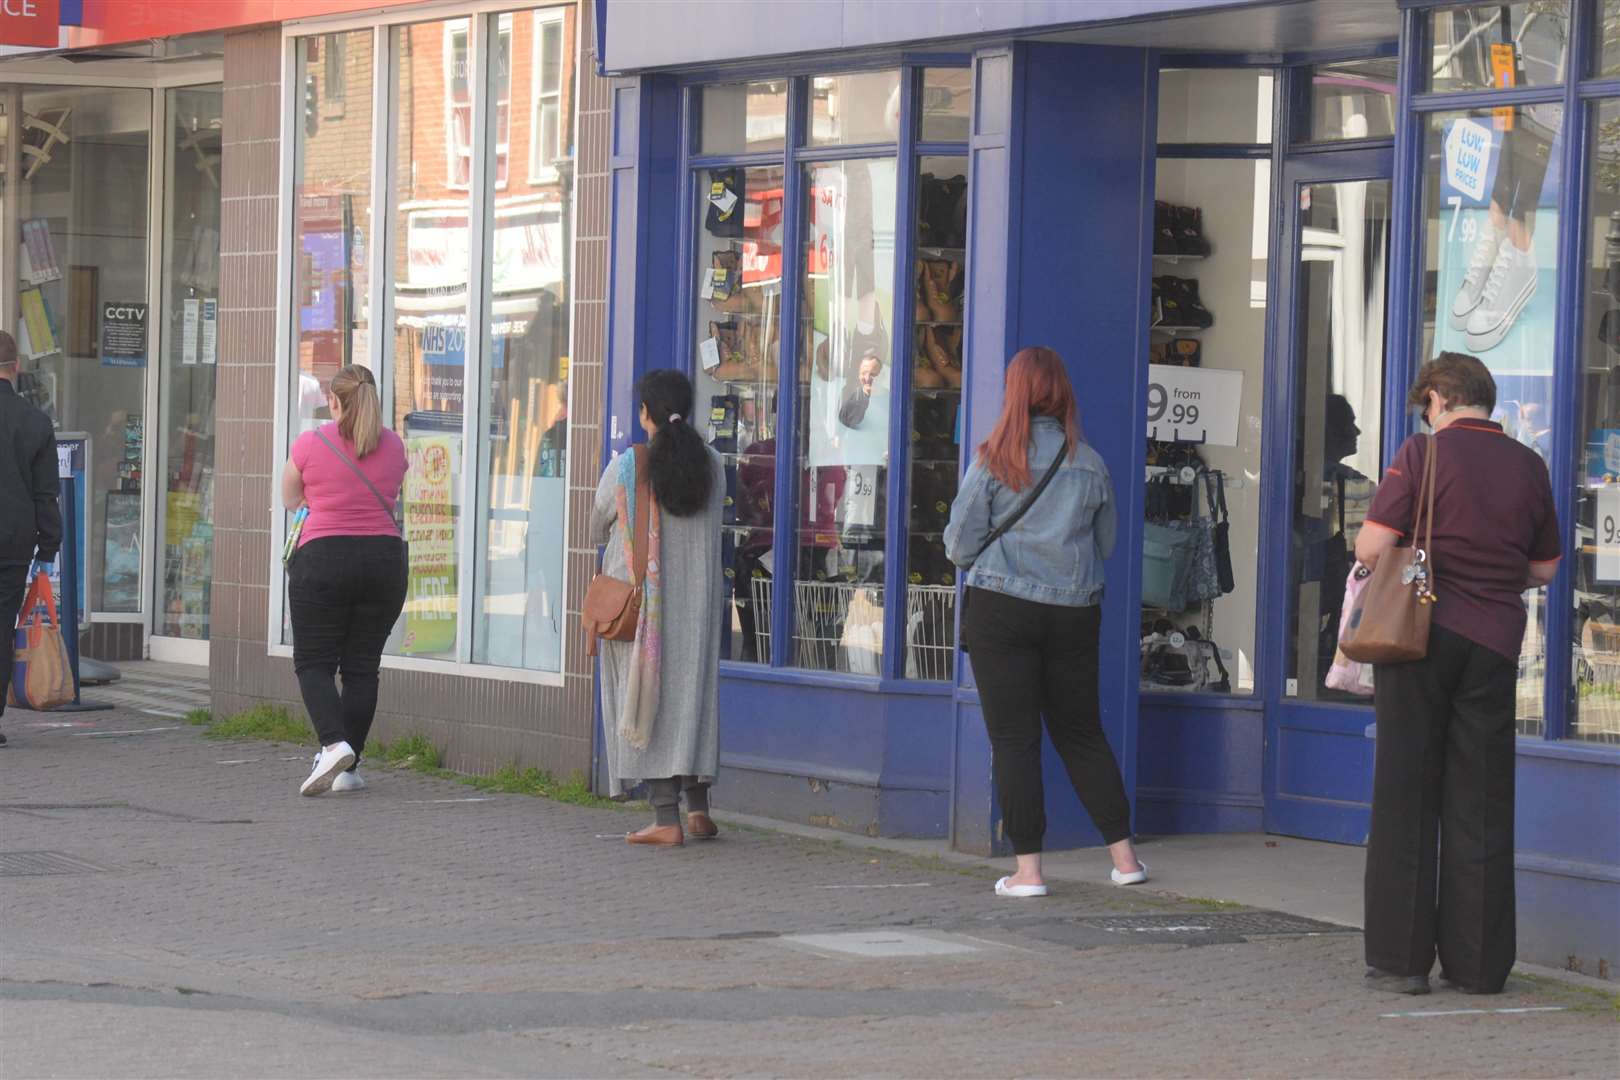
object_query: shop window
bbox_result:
[1157,68,1274,145]
[12,85,153,614]
[1144,158,1271,695]
[808,72,902,147]
[793,157,898,672]
[1570,97,1620,745]
[282,7,575,671]
[1284,179,1392,701]
[157,86,224,639]
[698,81,787,156]
[447,17,512,188]
[1419,104,1564,734]
[1306,58,1398,142]
[290,30,374,428]
[1426,2,1569,93]
[530,9,568,177]
[386,16,475,662]
[919,68,971,143]
[1599,0,1620,78]
[471,6,577,673]
[323,33,348,118]
[693,164,786,663]
[907,155,968,680]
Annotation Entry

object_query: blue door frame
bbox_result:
[1263,144,1395,845]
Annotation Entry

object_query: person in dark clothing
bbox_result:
[0,330,64,744]
[838,351,884,429]
[1356,352,1561,996]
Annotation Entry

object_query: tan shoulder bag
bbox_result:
[583,446,651,657]
[1338,435,1437,665]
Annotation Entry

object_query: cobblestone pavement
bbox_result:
[1,706,1616,1079]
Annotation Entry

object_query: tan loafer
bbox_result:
[686,811,719,840]
[627,823,683,847]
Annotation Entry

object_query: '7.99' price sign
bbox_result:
[1146,364,1243,447]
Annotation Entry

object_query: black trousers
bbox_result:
[1366,624,1518,992]
[964,587,1132,855]
[0,561,30,720]
[288,536,408,759]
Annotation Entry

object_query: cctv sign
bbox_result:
[0,0,60,48]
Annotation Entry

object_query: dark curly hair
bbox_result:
[638,369,712,517]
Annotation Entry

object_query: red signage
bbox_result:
[0,0,59,48]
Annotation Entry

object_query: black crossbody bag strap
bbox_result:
[315,427,404,538]
[970,447,1067,562]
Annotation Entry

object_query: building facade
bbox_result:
[594,0,1618,978]
[1,0,610,773]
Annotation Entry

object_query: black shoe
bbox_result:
[0,730,7,746]
[1174,277,1216,328]
[1175,205,1212,257]
[1438,971,1502,995]
[1365,967,1431,995]
[1154,201,1181,255]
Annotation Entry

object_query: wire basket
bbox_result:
[749,576,773,663]
[745,579,957,679]
[906,585,957,681]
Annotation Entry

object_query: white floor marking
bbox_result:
[1380,1006,1568,1019]
[80,726,183,737]
[816,882,934,890]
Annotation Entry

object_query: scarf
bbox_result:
[614,448,662,750]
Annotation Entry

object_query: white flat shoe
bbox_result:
[1110,860,1149,886]
[994,876,1048,898]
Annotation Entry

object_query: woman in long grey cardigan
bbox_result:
[592,369,726,846]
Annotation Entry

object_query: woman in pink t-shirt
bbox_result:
[280,364,408,797]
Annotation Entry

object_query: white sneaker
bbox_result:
[300,741,356,796]
[1465,241,1537,352]
[331,770,365,793]
[1450,220,1506,330]
[1111,860,1149,886]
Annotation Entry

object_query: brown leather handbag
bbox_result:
[1338,435,1437,665]
[584,446,651,656]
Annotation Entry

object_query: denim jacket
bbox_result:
[943,417,1116,607]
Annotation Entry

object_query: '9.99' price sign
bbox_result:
[1596,486,1620,583]
[1146,364,1244,447]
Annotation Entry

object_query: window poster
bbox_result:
[1433,109,1561,453]
[804,161,896,468]
[101,302,149,368]
[1434,113,1560,365]
[402,433,459,656]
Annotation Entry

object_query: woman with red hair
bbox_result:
[944,346,1145,895]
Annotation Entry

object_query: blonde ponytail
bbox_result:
[330,364,383,457]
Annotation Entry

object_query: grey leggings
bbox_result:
[647,776,711,825]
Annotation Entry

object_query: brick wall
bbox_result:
[211,1,607,781]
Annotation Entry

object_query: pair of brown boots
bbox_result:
[915,325,962,388]
[710,320,778,383]
[915,259,963,324]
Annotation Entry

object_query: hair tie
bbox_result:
[668,413,682,423]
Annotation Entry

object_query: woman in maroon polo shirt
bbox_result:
[1354,351,1561,996]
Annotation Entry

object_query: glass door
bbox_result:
[154,84,223,651]
[1265,150,1393,843]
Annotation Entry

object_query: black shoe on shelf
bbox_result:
[1173,276,1215,328]
[1154,201,1181,255]
[1175,205,1212,256]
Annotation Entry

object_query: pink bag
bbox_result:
[1325,564,1376,697]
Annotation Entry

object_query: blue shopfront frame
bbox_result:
[600,0,1619,976]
